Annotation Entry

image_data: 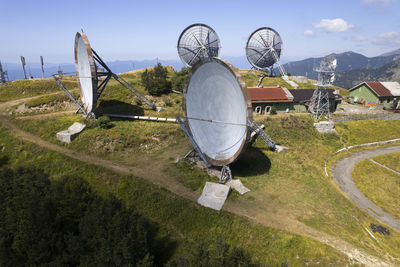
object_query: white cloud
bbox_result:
[352,35,368,42]
[372,31,400,47]
[314,18,354,33]
[303,29,315,37]
[378,31,399,39]
[361,0,395,6]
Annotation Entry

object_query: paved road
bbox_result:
[332,146,400,232]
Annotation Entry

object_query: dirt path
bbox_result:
[332,146,400,232]
[0,97,390,266]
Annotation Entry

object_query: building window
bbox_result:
[387,99,390,103]
[265,106,271,114]
[255,106,262,114]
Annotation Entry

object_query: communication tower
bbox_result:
[309,55,337,119]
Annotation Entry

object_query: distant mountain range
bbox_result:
[281,49,400,88]
[3,48,400,89]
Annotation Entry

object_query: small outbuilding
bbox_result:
[247,87,341,114]
[349,81,400,109]
[247,86,293,114]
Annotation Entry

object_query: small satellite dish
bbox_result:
[75,32,97,114]
[177,23,220,67]
[180,57,252,166]
[245,27,288,83]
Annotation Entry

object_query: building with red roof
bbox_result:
[349,81,400,109]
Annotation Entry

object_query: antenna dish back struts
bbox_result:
[245,27,288,85]
[54,32,161,117]
[177,23,220,67]
[309,55,338,119]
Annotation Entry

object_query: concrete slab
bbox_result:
[56,122,86,143]
[226,179,250,195]
[314,121,336,133]
[197,182,231,211]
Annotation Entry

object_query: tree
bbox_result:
[171,67,189,92]
[0,166,158,266]
[141,63,171,96]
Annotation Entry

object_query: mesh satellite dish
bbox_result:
[245,27,288,85]
[177,23,220,67]
[53,32,160,117]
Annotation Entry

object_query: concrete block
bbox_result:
[56,122,86,143]
[197,182,231,211]
[226,179,250,195]
[314,121,336,133]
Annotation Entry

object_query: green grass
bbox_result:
[335,119,400,146]
[14,113,400,263]
[25,91,79,107]
[0,78,77,101]
[374,152,400,172]
[353,159,400,219]
[0,125,354,265]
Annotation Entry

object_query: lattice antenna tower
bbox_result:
[53,32,162,117]
[245,27,288,87]
[309,55,337,119]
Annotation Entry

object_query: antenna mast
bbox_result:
[309,55,337,119]
[40,56,45,78]
[20,56,27,79]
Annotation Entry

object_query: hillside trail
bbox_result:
[0,97,390,266]
[332,146,400,232]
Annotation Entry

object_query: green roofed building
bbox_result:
[349,81,400,109]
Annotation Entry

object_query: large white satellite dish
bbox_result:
[54,32,161,116]
[180,57,252,166]
[177,23,220,67]
[74,32,97,114]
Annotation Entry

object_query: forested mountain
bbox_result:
[282,51,400,81]
[334,58,400,88]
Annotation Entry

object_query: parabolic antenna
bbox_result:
[74,32,97,114]
[245,27,288,82]
[177,23,220,67]
[54,32,159,117]
[182,57,252,166]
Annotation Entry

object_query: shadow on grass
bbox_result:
[97,100,144,116]
[231,146,271,176]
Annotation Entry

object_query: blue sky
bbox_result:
[1,0,400,63]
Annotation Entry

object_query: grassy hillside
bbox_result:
[353,159,400,219]
[0,124,355,265]
[374,152,400,172]
[2,70,400,264]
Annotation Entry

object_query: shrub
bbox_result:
[141,63,171,96]
[97,116,112,129]
[171,67,189,92]
[270,106,277,115]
